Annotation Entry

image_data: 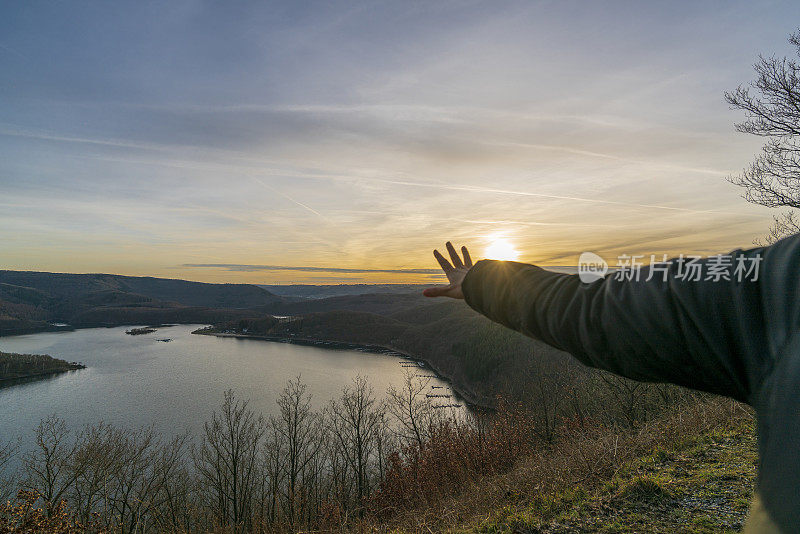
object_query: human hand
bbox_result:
[423,241,473,299]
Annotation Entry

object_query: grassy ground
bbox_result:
[379,400,757,533]
[474,421,757,533]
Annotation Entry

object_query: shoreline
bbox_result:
[1,324,492,409]
[0,322,186,338]
[0,364,86,388]
[193,329,492,410]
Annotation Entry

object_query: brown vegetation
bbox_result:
[0,367,753,533]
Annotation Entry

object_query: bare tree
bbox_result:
[386,370,435,448]
[596,371,659,427]
[318,426,350,522]
[525,354,570,443]
[500,349,573,443]
[193,390,266,532]
[143,433,195,534]
[104,428,185,534]
[269,376,322,527]
[726,30,800,242]
[260,427,285,526]
[0,438,17,502]
[326,376,386,515]
[56,422,193,533]
[22,416,91,515]
[70,422,122,526]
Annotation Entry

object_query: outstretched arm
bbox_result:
[425,241,777,405]
[427,237,800,532]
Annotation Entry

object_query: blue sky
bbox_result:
[2,1,798,283]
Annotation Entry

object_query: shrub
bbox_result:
[369,400,531,515]
[0,490,101,533]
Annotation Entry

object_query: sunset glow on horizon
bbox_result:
[2,1,797,284]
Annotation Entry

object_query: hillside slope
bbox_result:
[475,423,756,533]
[207,299,574,407]
[261,283,429,299]
[382,401,756,533]
[0,271,280,308]
[261,291,428,316]
[0,270,282,335]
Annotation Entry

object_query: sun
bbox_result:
[484,237,520,261]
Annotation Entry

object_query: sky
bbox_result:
[2,1,799,284]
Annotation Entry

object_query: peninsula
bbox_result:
[0,351,85,386]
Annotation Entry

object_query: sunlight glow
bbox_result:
[484,237,520,261]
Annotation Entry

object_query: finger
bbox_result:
[423,285,450,297]
[446,241,464,269]
[461,246,473,268]
[433,249,454,274]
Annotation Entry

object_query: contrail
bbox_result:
[4,126,744,217]
[489,140,728,177]
[0,126,173,152]
[249,175,328,220]
[246,175,354,246]
[454,218,623,228]
[366,177,740,216]
[184,263,441,274]
[0,43,29,60]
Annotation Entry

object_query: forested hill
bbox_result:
[0,270,282,335]
[0,271,449,337]
[203,299,577,409]
[261,283,430,299]
[0,271,281,308]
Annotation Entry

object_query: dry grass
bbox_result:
[371,397,754,533]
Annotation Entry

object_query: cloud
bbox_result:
[1,0,790,283]
[183,263,442,274]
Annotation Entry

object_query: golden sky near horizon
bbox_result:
[2,1,797,284]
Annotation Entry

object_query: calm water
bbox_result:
[0,325,453,451]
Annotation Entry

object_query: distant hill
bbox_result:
[0,271,282,335]
[261,292,430,317]
[0,272,456,337]
[0,271,281,308]
[260,284,430,299]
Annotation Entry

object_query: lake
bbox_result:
[0,325,454,454]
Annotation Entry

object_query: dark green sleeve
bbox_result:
[461,242,782,405]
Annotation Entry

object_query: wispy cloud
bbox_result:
[183,264,441,274]
[0,0,788,283]
[366,177,752,216]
